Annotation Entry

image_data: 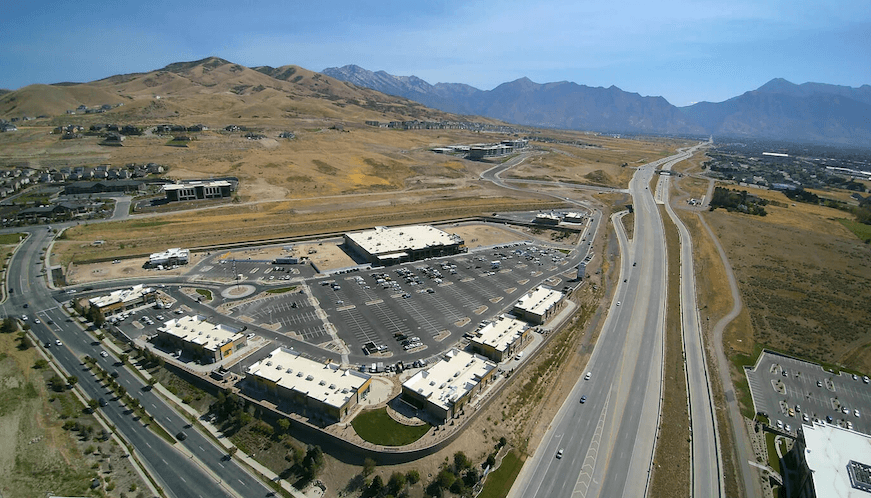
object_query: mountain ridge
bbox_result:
[324,64,871,146]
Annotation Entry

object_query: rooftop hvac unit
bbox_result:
[329,384,336,390]
[266,361,272,366]
[297,371,303,377]
[286,368,293,373]
[319,380,326,386]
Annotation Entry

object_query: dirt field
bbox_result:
[0,333,149,497]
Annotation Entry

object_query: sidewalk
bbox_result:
[103,334,309,498]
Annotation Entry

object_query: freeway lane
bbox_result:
[660,144,722,497]
[5,228,274,498]
[509,146,702,498]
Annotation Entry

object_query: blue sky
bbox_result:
[2,0,869,106]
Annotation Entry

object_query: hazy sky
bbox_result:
[3,0,869,106]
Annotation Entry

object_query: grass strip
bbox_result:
[195,288,213,300]
[478,450,522,498]
[350,407,430,446]
[648,205,690,496]
[266,286,297,294]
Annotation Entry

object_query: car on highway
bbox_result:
[22,303,28,308]
[34,318,41,324]
[98,398,108,407]
[616,301,621,306]
[584,372,592,380]
[55,339,62,346]
[110,371,119,378]
[855,410,861,418]
[176,432,187,441]
[100,351,109,358]
[580,395,587,404]
[556,449,563,459]
[817,381,823,387]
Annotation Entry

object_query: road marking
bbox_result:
[145,442,151,448]
[199,445,205,452]
[180,476,187,483]
[573,390,612,497]
[162,458,168,465]
[238,479,246,486]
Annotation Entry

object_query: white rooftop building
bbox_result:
[401,349,497,423]
[799,422,871,497]
[155,314,246,362]
[512,285,565,324]
[344,225,464,265]
[88,284,156,315]
[470,315,531,362]
[246,347,372,422]
[148,247,189,267]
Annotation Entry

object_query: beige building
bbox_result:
[89,284,157,316]
[155,315,247,363]
[401,349,497,424]
[246,347,372,422]
[512,286,565,324]
[344,225,464,265]
[469,315,531,363]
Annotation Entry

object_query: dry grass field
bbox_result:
[0,333,148,497]
[672,155,871,374]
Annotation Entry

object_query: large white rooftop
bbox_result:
[89,284,154,309]
[514,286,564,317]
[403,349,496,412]
[162,180,231,191]
[474,315,528,355]
[346,225,462,257]
[149,247,189,264]
[158,315,243,353]
[247,347,370,409]
[804,422,871,497]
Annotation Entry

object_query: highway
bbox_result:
[509,144,713,498]
[660,145,723,497]
[3,228,275,498]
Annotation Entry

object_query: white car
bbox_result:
[584,372,592,381]
[34,318,41,324]
[55,339,62,346]
[616,301,621,306]
[556,449,563,459]
[100,351,109,358]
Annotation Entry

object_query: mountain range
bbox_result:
[1,57,868,147]
[323,65,871,146]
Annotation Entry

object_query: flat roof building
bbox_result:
[401,349,497,424]
[563,212,585,223]
[162,180,233,202]
[512,286,565,324]
[344,225,464,266]
[246,347,372,422]
[469,315,531,363]
[534,213,561,225]
[155,315,247,363]
[148,247,189,267]
[791,421,871,498]
[89,284,157,316]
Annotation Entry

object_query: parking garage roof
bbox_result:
[247,347,370,409]
[403,349,496,411]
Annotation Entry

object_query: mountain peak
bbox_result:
[160,57,232,74]
[757,78,797,93]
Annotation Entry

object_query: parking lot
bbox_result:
[223,242,575,361]
[746,351,871,435]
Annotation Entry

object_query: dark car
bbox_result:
[98,398,108,407]
[110,371,119,378]
[22,303,28,308]
[580,395,587,404]
[176,432,187,441]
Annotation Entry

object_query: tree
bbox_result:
[227,446,238,458]
[405,469,420,485]
[1,317,17,333]
[88,399,99,411]
[362,457,377,476]
[303,446,324,478]
[277,418,290,434]
[49,374,65,392]
[498,436,507,448]
[368,475,384,494]
[436,469,455,490]
[388,472,406,495]
[147,377,158,387]
[67,375,78,387]
[453,451,471,473]
[117,385,126,397]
